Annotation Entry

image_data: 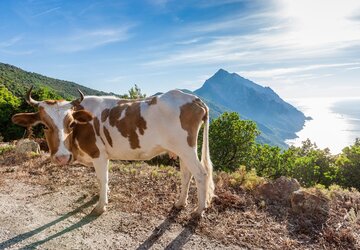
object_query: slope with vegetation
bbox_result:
[0,144,359,249]
[0,63,109,99]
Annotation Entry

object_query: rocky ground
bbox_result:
[0,147,360,249]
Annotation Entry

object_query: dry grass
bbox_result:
[1,149,360,249]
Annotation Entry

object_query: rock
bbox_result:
[291,190,329,217]
[15,139,40,154]
[255,176,300,205]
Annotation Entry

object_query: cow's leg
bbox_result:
[174,159,192,209]
[179,150,208,217]
[91,158,109,215]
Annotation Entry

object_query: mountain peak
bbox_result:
[194,68,307,147]
[215,68,230,75]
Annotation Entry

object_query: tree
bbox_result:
[120,84,146,99]
[249,144,282,178]
[0,85,22,140]
[336,138,360,189]
[281,139,337,187]
[209,112,259,172]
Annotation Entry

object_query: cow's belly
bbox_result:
[106,144,167,160]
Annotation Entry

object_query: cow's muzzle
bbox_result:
[54,154,72,165]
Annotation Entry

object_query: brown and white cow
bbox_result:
[12,87,214,216]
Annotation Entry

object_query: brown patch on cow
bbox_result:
[103,126,113,147]
[93,117,100,136]
[93,117,106,145]
[71,100,84,111]
[44,100,64,105]
[63,114,75,151]
[44,100,56,105]
[101,108,110,122]
[194,98,208,121]
[38,107,60,155]
[73,122,100,158]
[109,105,127,126]
[179,99,207,147]
[146,96,157,106]
[12,112,41,127]
[108,101,147,149]
[73,110,93,123]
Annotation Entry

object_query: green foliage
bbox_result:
[225,165,265,190]
[336,138,360,190]
[0,144,15,155]
[249,144,282,178]
[209,112,259,171]
[282,140,337,187]
[120,84,146,99]
[0,85,23,140]
[0,63,109,100]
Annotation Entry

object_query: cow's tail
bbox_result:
[201,106,215,207]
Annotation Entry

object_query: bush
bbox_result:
[336,139,360,190]
[209,112,259,172]
[282,140,337,187]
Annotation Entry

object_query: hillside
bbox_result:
[194,69,308,147]
[0,63,110,99]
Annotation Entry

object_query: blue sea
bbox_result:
[286,97,360,154]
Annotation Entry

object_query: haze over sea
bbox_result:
[286,98,360,154]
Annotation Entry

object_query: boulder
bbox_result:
[15,139,40,154]
[255,176,301,205]
[291,189,329,217]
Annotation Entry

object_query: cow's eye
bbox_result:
[40,124,49,131]
[69,122,75,128]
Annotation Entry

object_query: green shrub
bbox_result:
[208,112,259,172]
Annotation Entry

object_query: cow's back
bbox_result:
[78,90,202,161]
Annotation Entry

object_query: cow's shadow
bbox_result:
[0,195,99,250]
[137,207,200,250]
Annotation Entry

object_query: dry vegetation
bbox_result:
[1,148,360,249]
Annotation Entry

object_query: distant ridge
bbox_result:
[0,63,111,99]
[194,69,307,147]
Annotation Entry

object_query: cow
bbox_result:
[12,87,214,216]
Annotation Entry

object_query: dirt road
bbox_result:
[0,179,239,250]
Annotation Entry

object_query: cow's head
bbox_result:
[12,86,93,165]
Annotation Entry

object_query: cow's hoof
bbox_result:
[191,208,204,218]
[90,205,106,215]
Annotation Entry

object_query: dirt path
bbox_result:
[0,179,240,250]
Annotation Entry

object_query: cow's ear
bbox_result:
[73,110,93,123]
[12,112,41,127]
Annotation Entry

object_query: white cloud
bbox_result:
[239,63,360,78]
[0,36,23,48]
[275,0,360,48]
[144,0,360,70]
[54,26,133,52]
[32,7,61,17]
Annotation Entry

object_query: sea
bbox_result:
[285,97,360,154]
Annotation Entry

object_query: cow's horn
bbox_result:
[71,89,85,106]
[77,89,84,102]
[25,86,39,107]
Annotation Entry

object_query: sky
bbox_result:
[1,0,360,99]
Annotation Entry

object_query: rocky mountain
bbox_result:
[194,69,307,147]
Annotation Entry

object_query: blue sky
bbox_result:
[1,0,360,99]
